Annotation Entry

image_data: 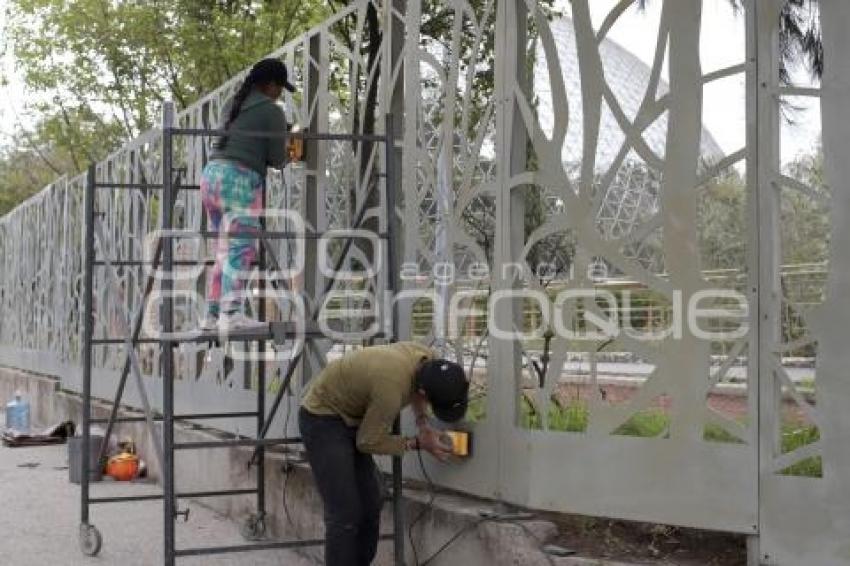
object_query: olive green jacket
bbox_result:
[301,342,435,455]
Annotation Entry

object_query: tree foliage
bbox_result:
[640,0,823,83]
[0,0,330,213]
[697,148,828,273]
[0,0,828,219]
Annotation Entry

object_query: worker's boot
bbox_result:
[219,312,269,332]
[199,314,219,332]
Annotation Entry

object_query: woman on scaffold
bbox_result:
[199,58,297,332]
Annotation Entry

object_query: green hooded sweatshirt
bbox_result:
[210,90,288,176]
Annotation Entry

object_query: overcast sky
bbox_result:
[584,0,820,166]
[0,0,820,164]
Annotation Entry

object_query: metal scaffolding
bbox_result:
[78,102,404,565]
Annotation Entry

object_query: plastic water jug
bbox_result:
[5,392,30,432]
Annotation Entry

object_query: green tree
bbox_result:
[1,0,330,206]
[780,147,829,266]
[640,0,823,83]
[0,140,67,215]
[698,168,747,271]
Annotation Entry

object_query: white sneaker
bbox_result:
[219,312,270,333]
[199,314,219,332]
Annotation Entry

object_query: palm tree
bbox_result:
[777,0,823,82]
[640,0,823,82]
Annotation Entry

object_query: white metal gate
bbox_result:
[400,0,758,532]
[399,1,850,563]
[0,1,848,563]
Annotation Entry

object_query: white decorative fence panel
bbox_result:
[400,0,759,534]
[756,1,850,564]
[0,1,847,562]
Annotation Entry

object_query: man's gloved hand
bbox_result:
[416,425,453,461]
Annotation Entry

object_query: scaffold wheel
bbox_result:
[79,523,103,556]
[240,513,267,541]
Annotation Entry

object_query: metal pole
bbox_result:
[384,114,399,340]
[161,101,177,566]
[744,0,762,551]
[385,113,405,566]
[251,184,386,455]
[81,164,96,526]
[256,179,267,523]
[97,176,181,468]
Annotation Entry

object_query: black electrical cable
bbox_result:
[406,446,500,566]
[418,514,558,566]
[282,463,295,528]
[280,373,298,532]
[420,517,488,566]
[408,446,437,566]
[409,320,615,565]
[408,444,558,566]
[504,520,558,566]
[406,329,596,565]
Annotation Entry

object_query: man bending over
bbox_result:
[299,341,469,566]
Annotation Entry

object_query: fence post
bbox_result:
[160,100,177,566]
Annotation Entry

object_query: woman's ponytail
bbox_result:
[226,78,255,130]
[216,75,255,149]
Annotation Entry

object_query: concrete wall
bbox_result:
[0,366,576,566]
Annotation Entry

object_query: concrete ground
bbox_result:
[0,442,316,566]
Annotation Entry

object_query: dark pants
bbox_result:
[299,408,382,566]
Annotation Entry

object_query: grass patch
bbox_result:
[782,425,820,451]
[780,426,822,477]
[519,397,589,432]
[466,397,821,477]
[612,410,669,437]
[704,423,745,444]
[467,396,823,478]
[780,456,822,477]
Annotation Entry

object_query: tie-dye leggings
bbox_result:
[200,159,264,316]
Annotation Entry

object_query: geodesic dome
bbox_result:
[535,17,724,240]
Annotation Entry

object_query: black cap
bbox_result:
[249,58,296,93]
[415,359,469,423]
[279,64,296,93]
